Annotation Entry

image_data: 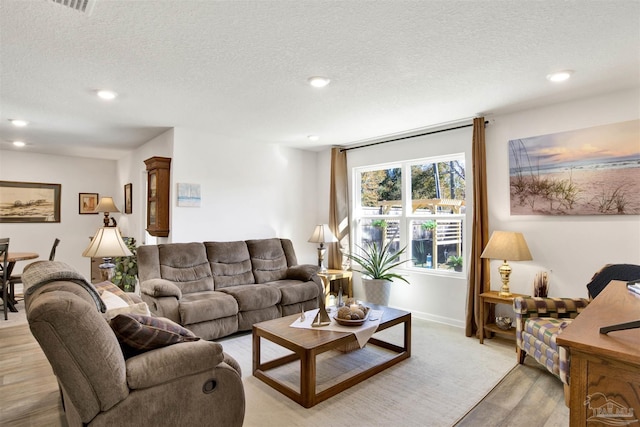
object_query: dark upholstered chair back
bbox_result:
[586,264,640,298]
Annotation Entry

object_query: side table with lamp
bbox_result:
[307,224,338,325]
[308,224,353,303]
[479,230,533,345]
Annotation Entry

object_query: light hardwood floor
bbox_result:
[0,324,66,426]
[1,322,567,427]
[456,349,569,426]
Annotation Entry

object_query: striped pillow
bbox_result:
[110,313,199,354]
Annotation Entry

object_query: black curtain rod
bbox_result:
[340,120,488,152]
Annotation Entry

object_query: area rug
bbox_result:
[218,317,516,427]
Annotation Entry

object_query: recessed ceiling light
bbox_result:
[308,135,320,142]
[307,76,331,88]
[10,119,28,127]
[546,70,574,82]
[13,141,26,147]
[97,90,118,100]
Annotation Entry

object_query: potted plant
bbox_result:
[421,220,436,238]
[112,237,138,293]
[344,238,409,305]
[446,255,463,272]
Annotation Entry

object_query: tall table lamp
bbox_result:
[308,224,338,272]
[83,227,132,281]
[94,197,121,227]
[480,231,533,297]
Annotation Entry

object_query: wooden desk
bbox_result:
[557,280,640,426]
[6,252,39,311]
[317,269,353,304]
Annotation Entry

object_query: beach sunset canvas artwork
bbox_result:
[509,120,640,215]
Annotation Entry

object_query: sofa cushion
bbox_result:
[179,291,238,325]
[246,238,288,283]
[110,313,200,354]
[269,280,319,305]
[158,243,214,293]
[205,241,255,289]
[219,284,281,311]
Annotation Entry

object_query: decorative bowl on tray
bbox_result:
[334,304,370,326]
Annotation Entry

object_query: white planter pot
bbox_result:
[362,278,391,306]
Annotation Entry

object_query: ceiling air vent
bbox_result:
[49,0,97,15]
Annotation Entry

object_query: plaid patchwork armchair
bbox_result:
[513,296,589,397]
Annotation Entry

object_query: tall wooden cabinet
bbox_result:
[144,156,171,237]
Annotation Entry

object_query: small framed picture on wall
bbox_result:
[79,193,99,214]
[124,183,132,214]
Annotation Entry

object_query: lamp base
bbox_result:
[99,258,116,281]
[498,260,512,297]
[316,246,327,272]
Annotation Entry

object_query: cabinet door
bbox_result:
[144,156,171,237]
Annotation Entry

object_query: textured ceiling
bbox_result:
[0,0,638,160]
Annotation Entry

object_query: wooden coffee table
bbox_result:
[252,304,411,408]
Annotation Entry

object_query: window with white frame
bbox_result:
[352,153,466,274]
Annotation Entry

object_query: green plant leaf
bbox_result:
[344,238,409,284]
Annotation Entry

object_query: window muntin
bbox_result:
[353,155,465,274]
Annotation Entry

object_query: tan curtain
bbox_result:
[328,147,349,269]
[465,117,491,337]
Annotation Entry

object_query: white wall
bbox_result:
[316,89,640,327]
[168,127,319,265]
[0,125,320,280]
[0,151,117,277]
[486,89,640,301]
[116,128,174,246]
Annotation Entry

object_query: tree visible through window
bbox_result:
[353,154,466,274]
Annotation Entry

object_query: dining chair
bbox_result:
[0,238,10,320]
[49,238,61,262]
[8,238,60,306]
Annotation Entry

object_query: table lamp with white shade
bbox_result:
[480,231,533,297]
[308,224,338,272]
[82,227,132,281]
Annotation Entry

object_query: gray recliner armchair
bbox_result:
[23,260,245,427]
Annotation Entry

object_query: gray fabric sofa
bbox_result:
[137,237,322,340]
[23,260,245,427]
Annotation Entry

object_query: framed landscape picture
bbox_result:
[79,192,99,214]
[124,183,132,214]
[0,181,61,223]
[509,119,640,215]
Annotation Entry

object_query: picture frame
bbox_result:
[79,192,99,214]
[509,119,640,215]
[177,183,201,207]
[124,183,132,214]
[0,180,61,223]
